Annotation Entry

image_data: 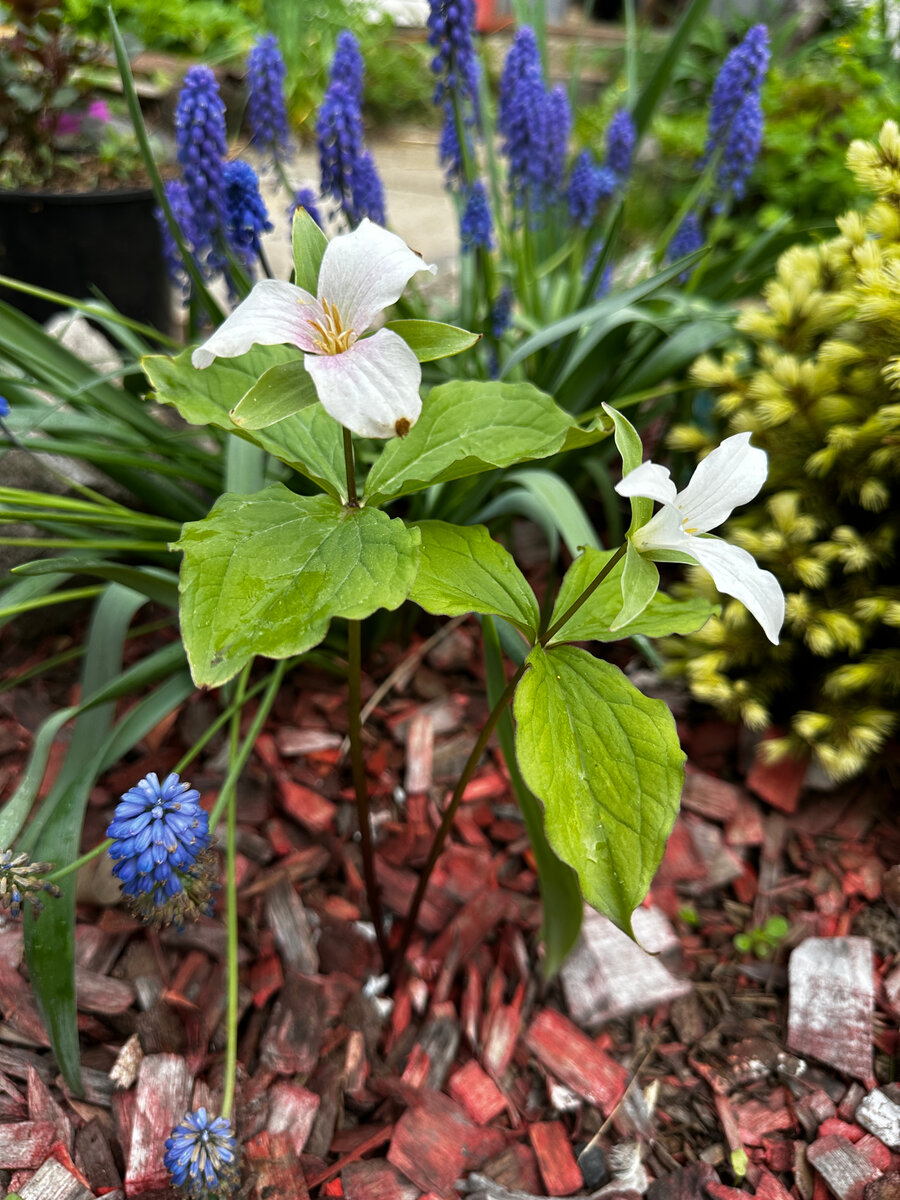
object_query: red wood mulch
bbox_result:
[1,617,899,1200]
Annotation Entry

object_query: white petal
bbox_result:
[192,279,320,368]
[615,460,678,506]
[688,535,785,644]
[632,503,691,554]
[304,328,422,439]
[676,432,768,532]
[316,219,436,335]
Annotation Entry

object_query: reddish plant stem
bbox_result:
[390,659,527,980]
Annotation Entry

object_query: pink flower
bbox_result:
[86,100,111,124]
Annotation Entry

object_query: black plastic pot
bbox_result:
[0,185,171,333]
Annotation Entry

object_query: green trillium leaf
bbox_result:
[364,380,577,506]
[174,485,421,687]
[143,348,345,499]
[409,521,540,638]
[547,546,715,644]
[230,360,318,429]
[601,403,651,532]
[291,206,328,294]
[610,540,661,631]
[383,319,481,362]
[513,644,685,934]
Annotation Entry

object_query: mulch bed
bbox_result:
[1,616,899,1200]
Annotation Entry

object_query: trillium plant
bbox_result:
[141,210,783,960]
[5,214,784,1192]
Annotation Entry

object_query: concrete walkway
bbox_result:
[253,122,459,282]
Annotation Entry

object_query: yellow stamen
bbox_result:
[307,298,355,354]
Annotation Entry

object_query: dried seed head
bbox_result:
[0,849,61,918]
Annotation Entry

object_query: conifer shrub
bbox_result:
[664,121,900,782]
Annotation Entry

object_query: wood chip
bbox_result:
[856,1090,900,1151]
[244,1129,310,1199]
[788,937,875,1084]
[265,877,318,975]
[807,1133,883,1200]
[0,1120,58,1168]
[265,1080,320,1155]
[524,1009,627,1116]
[560,906,690,1027]
[387,1089,487,1195]
[18,1157,94,1200]
[124,1053,192,1196]
[342,1158,420,1200]
[74,1117,122,1193]
[448,1060,508,1124]
[528,1121,582,1196]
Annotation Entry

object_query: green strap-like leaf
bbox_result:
[409,521,540,638]
[174,486,421,687]
[143,348,345,499]
[230,360,318,430]
[483,618,582,976]
[21,584,147,1094]
[547,545,715,645]
[383,320,480,362]
[514,644,684,935]
[364,380,575,506]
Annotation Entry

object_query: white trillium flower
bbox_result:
[192,218,437,439]
[615,432,785,644]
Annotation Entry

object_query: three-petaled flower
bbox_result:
[192,218,436,439]
[615,432,785,644]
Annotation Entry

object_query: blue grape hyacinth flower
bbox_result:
[460,179,493,251]
[165,1109,239,1199]
[107,773,215,927]
[498,27,551,212]
[332,29,365,109]
[156,179,199,290]
[702,24,769,206]
[605,108,636,180]
[716,91,763,203]
[667,211,705,279]
[175,66,228,270]
[224,160,273,270]
[705,24,769,156]
[0,396,9,418]
[289,187,324,231]
[246,34,291,166]
[349,149,386,226]
[428,0,480,185]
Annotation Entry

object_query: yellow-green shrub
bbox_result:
[665,121,900,782]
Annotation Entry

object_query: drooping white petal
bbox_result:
[316,219,437,336]
[615,461,679,507]
[192,279,320,368]
[304,328,422,439]
[676,432,768,533]
[687,535,785,645]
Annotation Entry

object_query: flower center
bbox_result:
[308,299,355,355]
[152,804,164,819]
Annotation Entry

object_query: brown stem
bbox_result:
[390,659,528,981]
[347,618,389,967]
